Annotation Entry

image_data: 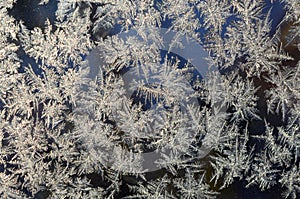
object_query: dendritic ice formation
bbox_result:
[0,0,299,198]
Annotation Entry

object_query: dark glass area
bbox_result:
[9,0,57,30]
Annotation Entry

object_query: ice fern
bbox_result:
[0,0,299,198]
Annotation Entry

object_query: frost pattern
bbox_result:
[0,0,299,198]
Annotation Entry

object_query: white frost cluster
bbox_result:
[0,0,299,198]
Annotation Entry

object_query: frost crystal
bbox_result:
[0,0,299,198]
